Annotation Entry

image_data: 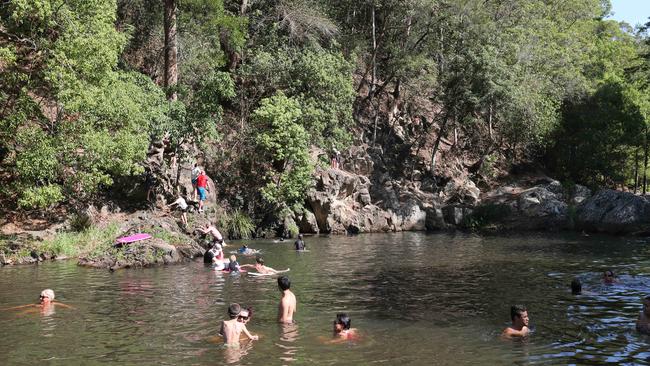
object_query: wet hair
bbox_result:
[228,303,241,318]
[645,295,650,302]
[571,278,582,295]
[510,305,527,321]
[278,276,291,291]
[40,289,55,300]
[255,257,264,265]
[336,313,351,330]
[604,270,614,277]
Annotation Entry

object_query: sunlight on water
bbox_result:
[1,232,650,365]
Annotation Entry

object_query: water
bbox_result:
[1,232,650,365]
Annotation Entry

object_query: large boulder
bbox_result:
[576,189,650,234]
[517,186,567,219]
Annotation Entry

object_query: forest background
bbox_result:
[3,0,650,238]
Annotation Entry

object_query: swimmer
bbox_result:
[637,295,650,334]
[3,289,73,315]
[571,278,582,295]
[237,245,259,256]
[219,303,258,345]
[502,305,530,338]
[294,234,306,251]
[333,313,358,340]
[226,255,241,272]
[278,276,296,324]
[203,242,224,264]
[240,257,285,274]
[603,270,616,284]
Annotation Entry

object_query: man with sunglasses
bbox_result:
[219,303,259,345]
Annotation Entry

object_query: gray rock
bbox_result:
[442,205,473,226]
[576,189,650,234]
[571,184,592,205]
[425,208,446,230]
[517,186,567,218]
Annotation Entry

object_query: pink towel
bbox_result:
[116,233,152,244]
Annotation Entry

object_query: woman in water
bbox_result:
[333,313,358,340]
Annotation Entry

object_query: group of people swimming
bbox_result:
[503,270,650,338]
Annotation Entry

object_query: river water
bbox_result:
[1,232,650,365]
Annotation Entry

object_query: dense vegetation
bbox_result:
[2,0,650,224]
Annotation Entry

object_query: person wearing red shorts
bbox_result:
[196,170,211,212]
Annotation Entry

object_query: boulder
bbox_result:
[576,189,650,234]
[425,208,446,230]
[571,184,592,205]
[442,205,474,226]
[295,209,319,234]
[443,178,481,205]
[517,186,567,219]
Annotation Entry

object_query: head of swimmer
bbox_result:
[255,257,264,266]
[644,296,650,316]
[40,289,54,304]
[237,308,252,323]
[228,303,241,319]
[510,305,529,328]
[603,270,615,283]
[278,276,291,291]
[333,313,351,333]
[571,278,582,295]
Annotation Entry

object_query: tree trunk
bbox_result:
[370,5,377,96]
[240,0,248,15]
[643,125,648,196]
[430,114,449,173]
[634,147,640,194]
[488,103,493,140]
[164,0,178,101]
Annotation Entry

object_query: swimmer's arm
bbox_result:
[238,264,256,269]
[1,304,37,311]
[502,326,529,337]
[53,302,74,309]
[218,322,224,337]
[241,325,259,340]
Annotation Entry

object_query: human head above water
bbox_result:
[255,257,264,265]
[510,305,528,323]
[228,303,241,319]
[40,289,55,303]
[335,313,351,331]
[278,276,291,291]
[603,270,615,283]
[644,295,650,314]
[298,234,303,239]
[571,278,582,295]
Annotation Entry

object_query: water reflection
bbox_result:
[277,322,300,363]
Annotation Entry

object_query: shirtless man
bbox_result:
[637,296,650,334]
[333,313,358,340]
[3,289,73,315]
[240,257,285,274]
[199,224,227,246]
[219,303,258,345]
[278,276,296,323]
[502,305,530,338]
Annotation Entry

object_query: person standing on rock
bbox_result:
[191,163,201,201]
[167,195,189,226]
[196,170,211,213]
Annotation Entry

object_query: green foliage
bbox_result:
[40,223,120,258]
[253,92,314,207]
[17,185,64,209]
[223,209,255,240]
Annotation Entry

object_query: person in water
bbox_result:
[203,242,224,265]
[237,245,258,255]
[278,276,296,324]
[294,234,306,251]
[571,278,582,295]
[636,295,650,334]
[603,270,616,284]
[502,305,530,338]
[3,289,73,315]
[226,254,241,272]
[219,303,258,345]
[240,257,285,274]
[333,313,358,339]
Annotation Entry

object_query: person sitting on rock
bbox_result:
[502,305,530,338]
[219,303,259,346]
[637,295,650,334]
[199,224,226,247]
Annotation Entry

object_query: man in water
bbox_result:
[294,234,306,251]
[603,270,616,284]
[219,303,258,345]
[278,276,296,323]
[637,295,650,334]
[333,313,358,340]
[240,257,285,274]
[2,289,73,315]
[502,305,530,338]
[571,278,582,295]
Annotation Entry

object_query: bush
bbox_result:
[462,203,512,230]
[17,184,64,209]
[224,209,255,240]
